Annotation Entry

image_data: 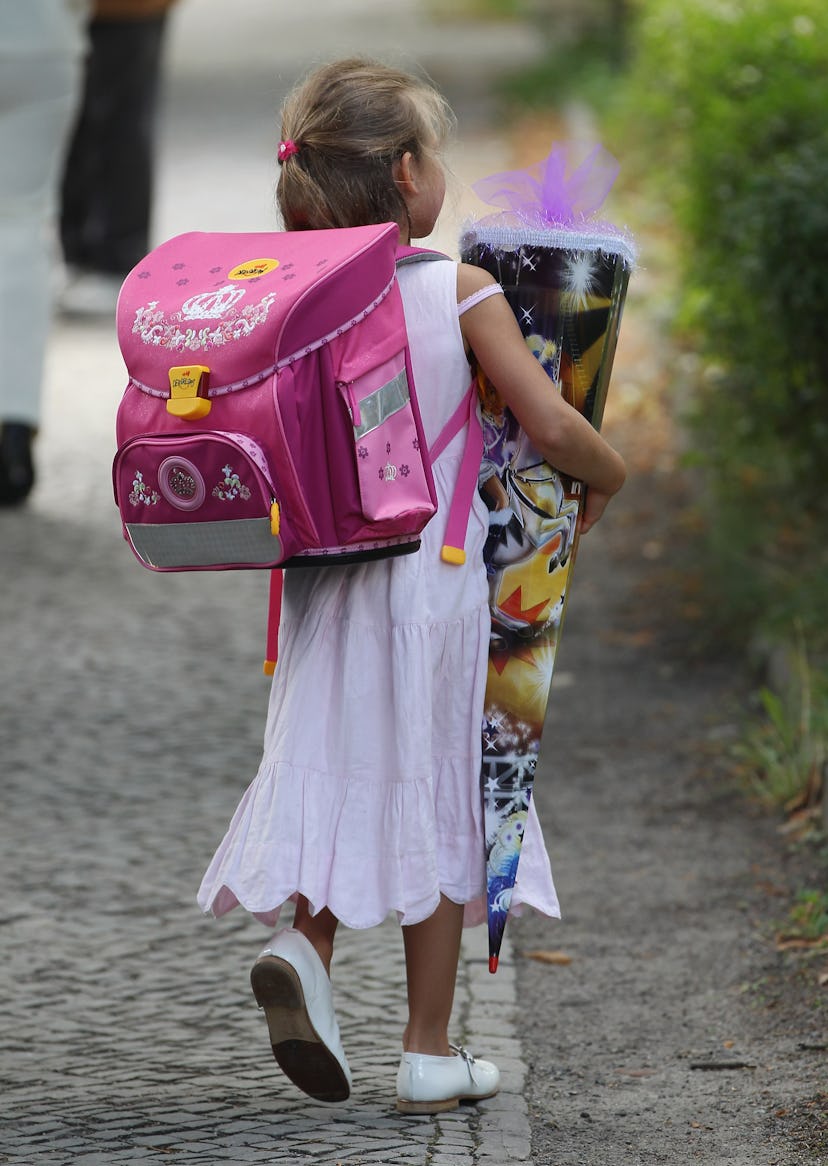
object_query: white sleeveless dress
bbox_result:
[197,259,560,930]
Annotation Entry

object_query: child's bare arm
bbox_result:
[458,264,626,519]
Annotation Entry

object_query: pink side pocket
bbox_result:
[340,355,434,533]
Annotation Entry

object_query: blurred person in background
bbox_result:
[0,0,90,505]
[59,0,178,316]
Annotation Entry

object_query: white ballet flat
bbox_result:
[396,1044,500,1114]
[250,927,352,1102]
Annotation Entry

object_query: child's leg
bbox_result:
[293,895,338,974]
[402,894,464,1055]
[252,896,350,1101]
[397,897,501,1111]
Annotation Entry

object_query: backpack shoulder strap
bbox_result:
[395,244,451,267]
[396,245,483,567]
[429,380,483,566]
[263,568,283,675]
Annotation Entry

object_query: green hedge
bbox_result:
[620,0,828,646]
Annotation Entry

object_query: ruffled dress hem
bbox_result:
[198,880,561,933]
[197,771,561,931]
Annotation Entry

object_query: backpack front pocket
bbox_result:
[338,354,435,539]
[113,432,288,570]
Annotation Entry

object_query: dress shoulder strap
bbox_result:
[457,282,504,316]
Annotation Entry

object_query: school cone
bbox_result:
[460,144,635,972]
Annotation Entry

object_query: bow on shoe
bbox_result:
[450,1043,478,1085]
[396,1043,500,1113]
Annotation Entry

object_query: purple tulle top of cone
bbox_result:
[473,141,619,227]
[467,141,636,267]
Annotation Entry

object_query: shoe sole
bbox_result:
[250,955,350,1103]
[396,1087,499,1116]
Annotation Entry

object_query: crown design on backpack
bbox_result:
[131,290,280,351]
[181,285,246,320]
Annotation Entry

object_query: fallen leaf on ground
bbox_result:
[777,806,822,837]
[598,628,656,647]
[753,880,788,898]
[614,1067,656,1078]
[774,934,828,952]
[783,765,823,814]
[522,949,573,965]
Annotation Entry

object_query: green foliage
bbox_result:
[733,651,826,812]
[498,28,628,114]
[428,0,530,19]
[619,0,828,645]
[489,2,635,115]
[787,889,828,944]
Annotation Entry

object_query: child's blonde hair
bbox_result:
[277,58,454,231]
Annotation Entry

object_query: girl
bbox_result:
[197,57,626,1115]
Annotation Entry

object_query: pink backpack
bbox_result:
[113,223,481,665]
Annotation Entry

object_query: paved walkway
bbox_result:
[1,2,543,1163]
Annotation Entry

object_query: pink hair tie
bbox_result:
[278,139,299,164]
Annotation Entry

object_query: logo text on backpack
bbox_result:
[228,258,280,281]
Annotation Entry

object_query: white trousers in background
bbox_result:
[0,0,89,425]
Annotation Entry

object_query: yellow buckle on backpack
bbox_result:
[166,365,211,419]
[441,544,466,565]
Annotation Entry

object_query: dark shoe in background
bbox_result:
[0,423,36,505]
[59,269,123,318]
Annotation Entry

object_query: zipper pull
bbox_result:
[340,381,361,430]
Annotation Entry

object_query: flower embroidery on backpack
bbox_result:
[129,469,160,506]
[212,465,251,501]
[357,445,369,459]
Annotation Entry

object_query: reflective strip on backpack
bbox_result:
[126,517,282,569]
[352,369,409,439]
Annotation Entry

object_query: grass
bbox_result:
[733,680,826,814]
[731,645,827,952]
[787,889,828,945]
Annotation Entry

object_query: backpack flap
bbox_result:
[117,223,400,401]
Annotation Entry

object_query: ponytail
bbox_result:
[276,58,453,231]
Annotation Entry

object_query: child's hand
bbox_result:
[579,486,616,534]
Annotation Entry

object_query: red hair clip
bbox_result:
[278,139,299,164]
